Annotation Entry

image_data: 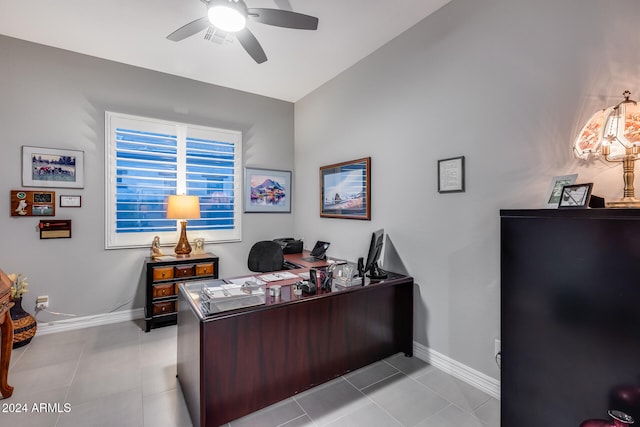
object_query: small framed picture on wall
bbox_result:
[60,195,82,207]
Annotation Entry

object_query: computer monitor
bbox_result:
[364,229,387,279]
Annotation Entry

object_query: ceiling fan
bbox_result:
[167,0,319,64]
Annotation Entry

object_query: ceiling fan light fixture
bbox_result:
[208,1,247,33]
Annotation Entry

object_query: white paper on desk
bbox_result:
[298,272,310,280]
[258,272,299,282]
[227,276,266,287]
[258,273,281,282]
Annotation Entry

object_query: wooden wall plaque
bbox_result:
[11,190,55,217]
[39,220,71,239]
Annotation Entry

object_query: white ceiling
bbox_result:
[0,0,451,102]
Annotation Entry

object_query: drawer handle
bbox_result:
[203,268,208,273]
[161,306,166,312]
[162,272,166,278]
[161,289,166,295]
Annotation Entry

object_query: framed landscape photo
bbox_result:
[558,183,593,208]
[438,156,465,193]
[22,146,85,188]
[320,157,371,220]
[544,174,577,208]
[244,167,292,213]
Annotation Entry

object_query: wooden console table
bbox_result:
[177,269,413,427]
[0,269,14,399]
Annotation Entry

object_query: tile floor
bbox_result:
[2,321,500,426]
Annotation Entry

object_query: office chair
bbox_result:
[247,241,285,273]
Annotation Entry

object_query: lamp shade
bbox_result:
[574,95,640,161]
[166,195,201,220]
[573,91,640,207]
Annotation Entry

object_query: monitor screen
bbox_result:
[364,229,387,279]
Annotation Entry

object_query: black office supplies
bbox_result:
[301,241,330,262]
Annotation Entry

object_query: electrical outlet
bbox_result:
[36,295,49,310]
[495,338,501,356]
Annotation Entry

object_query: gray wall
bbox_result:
[0,35,295,323]
[294,0,640,380]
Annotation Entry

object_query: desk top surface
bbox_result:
[179,265,412,321]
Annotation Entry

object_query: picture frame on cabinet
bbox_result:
[544,174,577,208]
[320,157,371,220]
[558,183,593,208]
[22,146,85,189]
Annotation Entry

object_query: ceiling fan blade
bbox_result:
[167,17,210,41]
[236,28,267,64]
[248,8,318,30]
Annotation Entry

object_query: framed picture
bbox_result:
[544,174,578,208]
[320,157,371,220]
[244,167,292,213]
[558,183,593,208]
[438,156,465,193]
[60,195,82,207]
[22,146,85,189]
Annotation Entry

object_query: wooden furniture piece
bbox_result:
[0,269,14,398]
[177,270,414,427]
[144,253,218,332]
[283,250,345,269]
[501,209,640,426]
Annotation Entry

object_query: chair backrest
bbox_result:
[248,240,284,273]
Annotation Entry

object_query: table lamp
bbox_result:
[574,90,640,207]
[166,195,201,256]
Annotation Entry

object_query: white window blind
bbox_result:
[105,112,242,249]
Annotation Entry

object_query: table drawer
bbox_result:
[152,301,176,316]
[175,265,195,278]
[153,283,177,298]
[152,267,174,281]
[196,263,215,276]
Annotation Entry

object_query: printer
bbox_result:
[273,237,303,254]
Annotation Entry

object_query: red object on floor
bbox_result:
[580,410,634,427]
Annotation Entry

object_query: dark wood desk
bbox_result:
[177,268,413,427]
[283,250,343,269]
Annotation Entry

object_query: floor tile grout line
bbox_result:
[54,337,87,427]
[354,371,414,427]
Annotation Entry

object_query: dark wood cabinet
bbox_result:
[177,271,414,427]
[144,253,218,332]
[501,209,640,426]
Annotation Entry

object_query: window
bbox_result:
[105,112,242,249]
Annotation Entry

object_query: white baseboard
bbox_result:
[414,341,500,400]
[36,308,145,336]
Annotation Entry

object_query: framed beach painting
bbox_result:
[244,167,292,213]
[320,157,371,220]
[22,146,85,188]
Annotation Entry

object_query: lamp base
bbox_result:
[174,220,192,257]
[605,197,640,208]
